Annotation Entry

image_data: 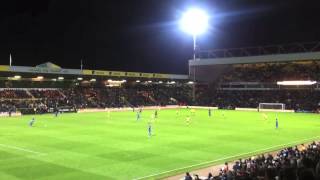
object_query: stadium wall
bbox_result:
[236,108,294,113]
[77,106,294,114]
[0,112,21,117]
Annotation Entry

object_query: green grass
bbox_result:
[0,109,320,180]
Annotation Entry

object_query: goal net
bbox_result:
[258,103,285,112]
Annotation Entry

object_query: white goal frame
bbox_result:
[258,103,285,112]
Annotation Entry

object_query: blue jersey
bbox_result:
[29,118,35,127]
[148,124,152,137]
[137,112,140,120]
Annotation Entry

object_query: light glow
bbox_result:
[277,80,317,86]
[180,8,209,35]
[107,79,126,84]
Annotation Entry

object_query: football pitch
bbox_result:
[0,109,320,180]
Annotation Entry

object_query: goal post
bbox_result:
[258,103,285,112]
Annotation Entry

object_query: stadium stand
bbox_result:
[0,89,31,99]
[196,89,320,112]
[190,43,320,113]
[187,141,320,180]
[0,84,193,114]
[221,61,320,82]
[184,142,320,180]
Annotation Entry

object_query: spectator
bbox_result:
[185,172,193,180]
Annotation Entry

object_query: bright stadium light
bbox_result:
[277,80,317,86]
[37,76,44,80]
[180,8,209,36]
[136,80,140,83]
[14,75,21,79]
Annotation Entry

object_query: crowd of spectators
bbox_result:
[221,61,320,82]
[0,85,193,113]
[0,89,31,99]
[186,142,320,180]
[0,81,319,113]
[30,89,64,99]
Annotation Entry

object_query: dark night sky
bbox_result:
[1,0,320,74]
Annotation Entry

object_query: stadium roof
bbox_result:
[0,63,188,80]
[190,42,320,66]
[36,62,61,70]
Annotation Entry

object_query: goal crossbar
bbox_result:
[258,103,285,112]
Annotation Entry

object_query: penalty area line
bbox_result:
[132,136,320,180]
[0,143,47,156]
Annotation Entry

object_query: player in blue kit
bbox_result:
[29,118,35,127]
[136,112,141,121]
[148,122,152,137]
[54,108,59,117]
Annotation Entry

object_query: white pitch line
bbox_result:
[133,136,320,180]
[0,143,46,156]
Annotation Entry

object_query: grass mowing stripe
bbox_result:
[133,136,320,180]
[0,143,46,156]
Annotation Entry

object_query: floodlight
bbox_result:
[136,80,140,83]
[180,8,209,36]
[277,80,317,86]
[187,81,194,84]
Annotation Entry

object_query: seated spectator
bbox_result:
[185,172,193,180]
